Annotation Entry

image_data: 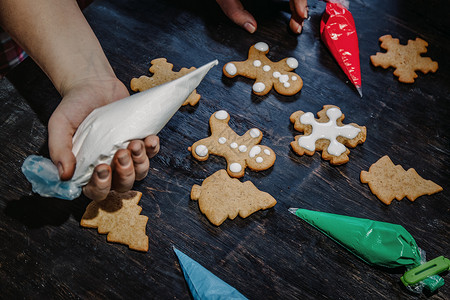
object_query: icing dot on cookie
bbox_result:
[256,157,264,163]
[279,74,289,83]
[230,142,238,149]
[195,145,208,157]
[215,110,229,120]
[286,57,299,69]
[249,128,260,138]
[264,149,271,155]
[218,137,227,144]
[253,82,266,93]
[253,60,262,67]
[273,71,281,78]
[225,63,237,76]
[284,82,291,88]
[239,145,247,152]
[249,146,261,158]
[254,42,269,52]
[229,163,242,173]
[292,76,298,81]
[263,65,271,72]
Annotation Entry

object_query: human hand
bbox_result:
[48,77,160,201]
[216,0,308,34]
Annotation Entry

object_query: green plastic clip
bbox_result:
[401,256,450,289]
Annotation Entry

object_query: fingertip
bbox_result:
[144,135,160,158]
[244,22,256,34]
[83,165,112,201]
[56,154,76,181]
[129,140,144,157]
[290,18,303,34]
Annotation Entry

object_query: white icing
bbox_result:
[286,57,299,69]
[239,145,247,152]
[249,128,260,138]
[292,76,298,81]
[229,163,242,173]
[225,63,237,76]
[253,82,266,93]
[249,146,261,158]
[256,157,263,163]
[273,72,281,78]
[263,65,271,72]
[218,137,227,144]
[264,149,271,155]
[298,107,361,156]
[215,110,228,120]
[254,42,269,52]
[253,60,262,67]
[284,82,290,88]
[195,145,208,157]
[230,142,238,149]
[279,74,289,83]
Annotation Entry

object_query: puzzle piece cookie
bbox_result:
[130,58,201,106]
[361,155,443,205]
[81,190,149,252]
[189,110,276,178]
[191,169,277,226]
[223,42,303,96]
[290,105,366,165]
[370,35,438,83]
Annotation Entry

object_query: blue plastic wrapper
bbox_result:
[174,247,247,300]
[21,155,81,200]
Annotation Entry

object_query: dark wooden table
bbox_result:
[1,0,449,299]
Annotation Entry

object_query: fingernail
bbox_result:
[118,154,130,166]
[244,22,256,34]
[131,143,142,156]
[57,162,64,178]
[97,168,109,180]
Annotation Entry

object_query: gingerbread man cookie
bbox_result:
[290,105,366,165]
[189,110,276,178]
[370,35,438,83]
[223,42,303,96]
[130,58,201,106]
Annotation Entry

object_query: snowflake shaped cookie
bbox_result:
[190,110,276,178]
[290,105,366,165]
[223,42,303,96]
[370,35,438,83]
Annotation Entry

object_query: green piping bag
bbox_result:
[290,208,449,293]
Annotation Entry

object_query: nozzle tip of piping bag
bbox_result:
[356,86,363,97]
[289,208,299,215]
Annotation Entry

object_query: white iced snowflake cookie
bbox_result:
[290,105,367,165]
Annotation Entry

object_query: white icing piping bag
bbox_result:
[22,59,219,200]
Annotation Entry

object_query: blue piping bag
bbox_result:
[173,247,247,300]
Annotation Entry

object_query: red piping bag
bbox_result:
[320,2,362,97]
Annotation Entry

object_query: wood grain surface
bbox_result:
[1,0,449,299]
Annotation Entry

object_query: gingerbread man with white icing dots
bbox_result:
[290,105,367,165]
[223,42,303,96]
[190,110,276,178]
